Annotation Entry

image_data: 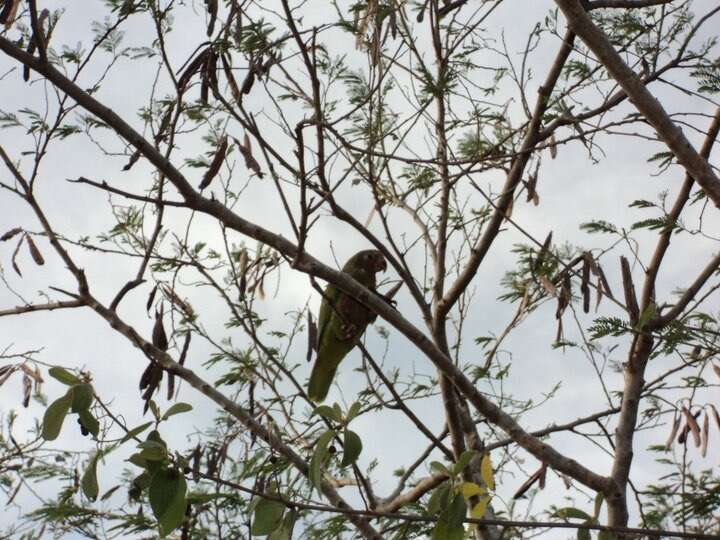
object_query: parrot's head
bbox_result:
[345,249,387,275]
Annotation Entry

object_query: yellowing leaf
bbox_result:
[471,496,491,519]
[460,482,484,499]
[481,453,495,491]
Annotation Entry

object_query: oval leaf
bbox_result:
[121,421,154,444]
[78,408,100,437]
[42,392,72,440]
[251,497,285,536]
[309,430,335,491]
[162,402,193,421]
[149,467,187,536]
[71,383,94,412]
[340,429,362,467]
[82,451,102,501]
[314,405,342,423]
[48,366,81,386]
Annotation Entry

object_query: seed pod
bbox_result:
[682,406,701,448]
[152,306,168,351]
[22,374,32,407]
[26,235,45,265]
[701,411,709,457]
[233,134,263,177]
[1,227,22,241]
[664,411,680,450]
[204,0,218,36]
[178,49,210,93]
[581,256,590,314]
[620,256,639,323]
[221,53,242,103]
[11,234,24,276]
[178,332,191,366]
[146,284,158,313]
[199,135,228,190]
[240,68,255,95]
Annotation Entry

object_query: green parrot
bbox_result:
[308,249,387,402]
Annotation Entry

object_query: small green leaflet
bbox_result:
[251,497,285,536]
[340,429,362,467]
[149,467,187,537]
[41,391,73,440]
[309,430,335,491]
[81,451,102,501]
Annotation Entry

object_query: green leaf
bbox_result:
[81,451,101,501]
[593,492,604,519]
[251,497,285,536]
[42,392,73,440]
[553,507,593,521]
[78,408,100,437]
[427,483,450,515]
[48,366,81,386]
[162,402,193,421]
[138,441,168,462]
[432,492,466,540]
[346,401,362,423]
[71,383,94,412]
[314,405,342,423]
[309,430,335,491]
[340,429,362,467]
[268,510,296,540]
[121,421,154,444]
[149,468,187,537]
[430,461,451,477]
[452,450,476,475]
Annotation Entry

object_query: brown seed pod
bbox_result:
[221,53,242,104]
[199,135,228,190]
[700,411,709,458]
[26,235,45,265]
[682,406,701,448]
[664,411,680,451]
[152,306,168,351]
[0,227,22,241]
[233,134,263,178]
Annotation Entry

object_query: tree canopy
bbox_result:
[0,0,719,538]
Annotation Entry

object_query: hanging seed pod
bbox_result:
[146,285,158,313]
[620,256,639,323]
[1,227,22,241]
[240,67,255,95]
[533,232,552,274]
[664,411,680,450]
[682,406,701,448]
[581,255,590,314]
[161,285,195,318]
[233,134,263,177]
[221,53,242,104]
[22,374,32,407]
[199,135,228,190]
[26,235,45,265]
[177,48,210,93]
[152,306,168,351]
[11,234,24,276]
[204,0,218,37]
[700,411,709,457]
[178,332,191,366]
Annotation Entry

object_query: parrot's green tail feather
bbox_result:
[308,361,338,402]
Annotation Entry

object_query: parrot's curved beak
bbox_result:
[376,258,387,273]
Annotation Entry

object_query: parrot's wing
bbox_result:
[316,284,339,352]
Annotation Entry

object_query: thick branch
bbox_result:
[554,0,720,207]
